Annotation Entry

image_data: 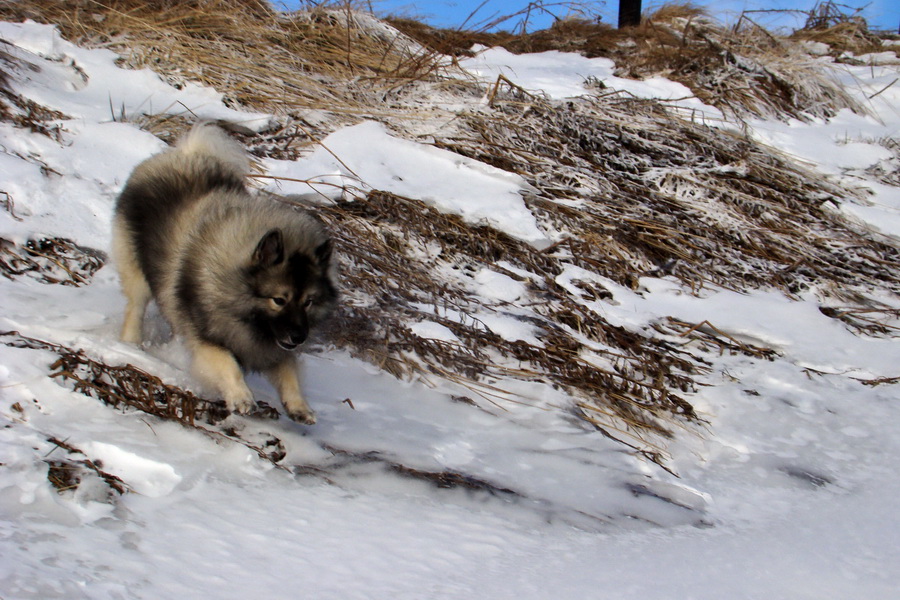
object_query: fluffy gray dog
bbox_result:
[112,123,336,424]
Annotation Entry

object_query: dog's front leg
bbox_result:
[191,341,256,414]
[266,357,316,425]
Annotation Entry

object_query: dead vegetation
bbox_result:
[313,189,701,462]
[0,237,107,286]
[0,40,67,138]
[393,3,878,122]
[1,330,574,507]
[440,91,899,295]
[0,0,443,120]
[308,82,900,457]
[1,330,291,465]
[652,318,781,360]
[1,331,214,425]
[1,1,899,463]
[613,5,867,121]
[818,305,900,337]
[386,14,623,58]
[791,1,888,57]
[866,137,900,187]
[1,1,880,124]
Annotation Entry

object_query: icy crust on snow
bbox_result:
[1,18,900,600]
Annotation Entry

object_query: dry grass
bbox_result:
[792,21,887,57]
[310,189,701,464]
[388,5,702,59]
[791,1,893,54]
[612,5,866,121]
[0,0,445,121]
[0,42,67,138]
[0,237,107,286]
[44,436,129,497]
[301,85,900,460]
[0,0,873,123]
[652,318,780,359]
[440,91,899,295]
[387,15,624,58]
[2,330,592,504]
[866,137,900,187]
[394,3,868,122]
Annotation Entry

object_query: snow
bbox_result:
[0,21,273,131]
[2,19,900,600]
[589,274,900,376]
[459,45,722,117]
[471,267,527,302]
[265,121,547,244]
[408,320,460,342]
[743,60,900,242]
[79,442,183,498]
[748,110,893,177]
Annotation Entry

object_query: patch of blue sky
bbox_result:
[274,1,896,33]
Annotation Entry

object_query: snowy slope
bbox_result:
[1,20,900,600]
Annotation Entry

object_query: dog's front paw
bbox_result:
[286,407,317,425]
[225,389,257,415]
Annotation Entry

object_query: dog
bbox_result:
[112,123,336,424]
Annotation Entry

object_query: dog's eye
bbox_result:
[271,297,287,308]
[302,297,314,308]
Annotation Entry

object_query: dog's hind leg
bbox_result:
[112,226,151,344]
[191,341,256,414]
[267,357,316,425]
[120,276,151,344]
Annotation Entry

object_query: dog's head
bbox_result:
[248,228,337,351]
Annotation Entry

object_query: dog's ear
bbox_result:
[314,239,332,266]
[253,229,284,267]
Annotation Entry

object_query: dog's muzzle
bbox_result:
[277,331,307,351]
[277,339,299,351]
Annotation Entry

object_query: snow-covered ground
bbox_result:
[460,44,721,117]
[2,20,900,599]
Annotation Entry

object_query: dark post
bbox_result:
[618,0,642,28]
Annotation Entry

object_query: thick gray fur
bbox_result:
[112,123,337,424]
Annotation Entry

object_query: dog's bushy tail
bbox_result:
[176,122,250,180]
[115,123,252,247]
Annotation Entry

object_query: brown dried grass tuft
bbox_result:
[643,2,708,23]
[387,15,623,58]
[44,437,130,496]
[792,21,890,58]
[0,237,107,286]
[0,0,446,119]
[613,5,865,121]
[437,91,899,296]
[393,2,867,122]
